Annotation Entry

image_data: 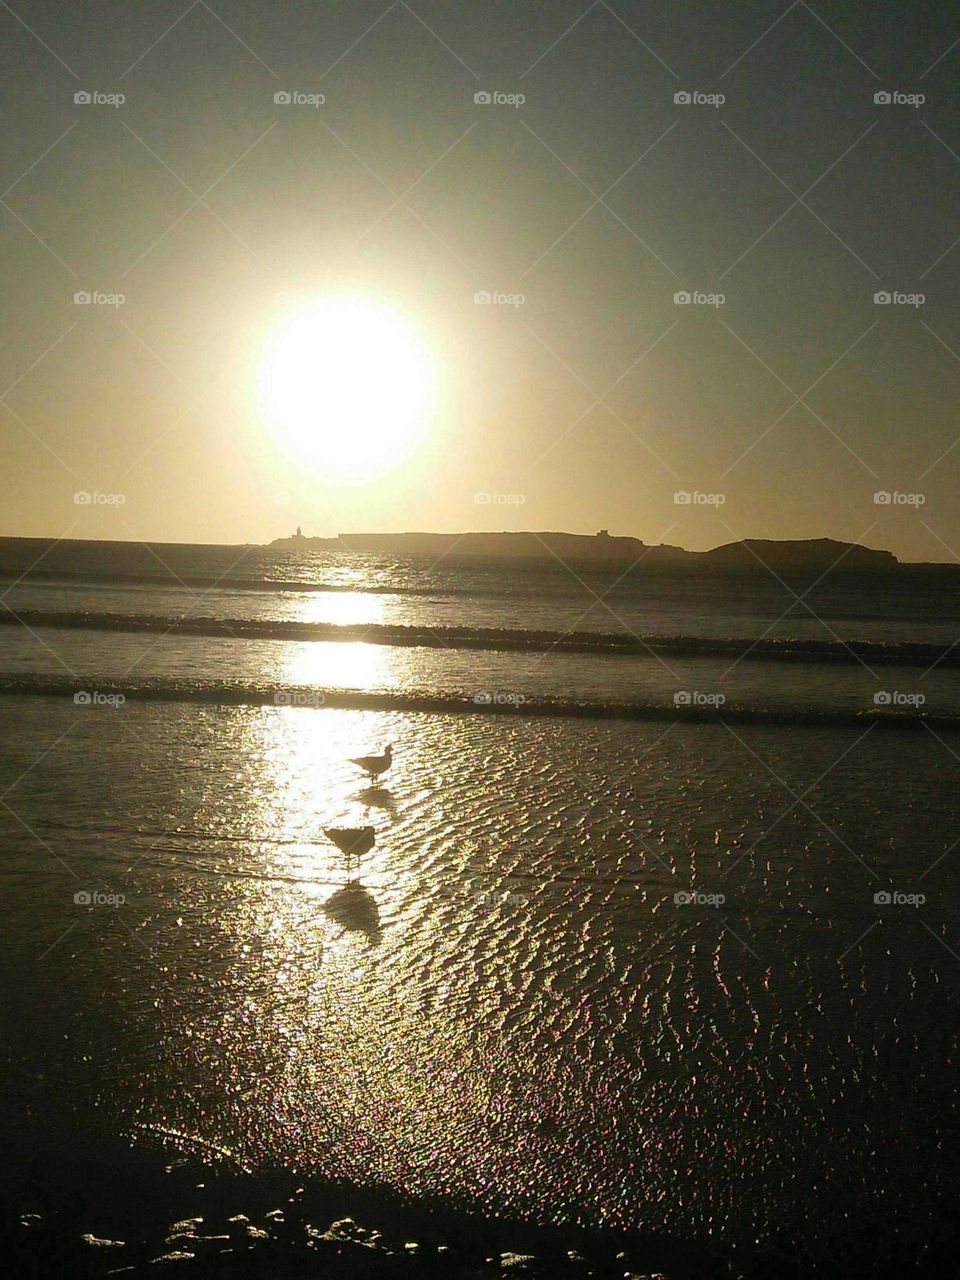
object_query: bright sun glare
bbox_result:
[259,295,435,482]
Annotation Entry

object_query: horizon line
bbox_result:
[3,528,958,568]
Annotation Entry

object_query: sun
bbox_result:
[259,295,435,482]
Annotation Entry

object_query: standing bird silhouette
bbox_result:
[324,825,376,881]
[349,743,392,783]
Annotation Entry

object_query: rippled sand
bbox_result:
[1,695,957,1271]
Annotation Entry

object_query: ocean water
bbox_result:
[1,540,958,1275]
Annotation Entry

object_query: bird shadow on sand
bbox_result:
[355,785,397,818]
[322,881,382,943]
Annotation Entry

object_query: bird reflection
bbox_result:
[323,881,382,943]
[320,826,382,942]
[356,785,397,817]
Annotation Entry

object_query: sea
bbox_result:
[1,537,958,1276]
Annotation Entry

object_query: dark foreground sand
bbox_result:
[2,1101,736,1280]
[8,1157,710,1279]
[4,1098,958,1277]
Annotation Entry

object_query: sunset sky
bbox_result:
[2,0,959,560]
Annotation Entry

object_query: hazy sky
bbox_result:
[2,1,959,560]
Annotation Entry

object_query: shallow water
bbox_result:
[1,695,958,1271]
[1,624,958,724]
[1,542,959,1274]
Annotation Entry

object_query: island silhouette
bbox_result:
[269,528,900,571]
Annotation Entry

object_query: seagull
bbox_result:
[349,743,392,782]
[324,826,376,857]
[324,826,376,881]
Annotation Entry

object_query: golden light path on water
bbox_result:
[282,637,395,695]
[2,686,954,1260]
[184,701,665,1228]
[193,706,535,1213]
[296,589,386,628]
[153,703,621,1223]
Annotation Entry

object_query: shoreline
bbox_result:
[5,1101,737,1279]
[7,1108,956,1278]
[3,1088,956,1278]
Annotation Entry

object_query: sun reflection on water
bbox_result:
[298,589,385,627]
[166,704,546,1211]
[280,639,396,694]
[226,707,403,970]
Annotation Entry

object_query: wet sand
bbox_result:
[6,1102,730,1278]
[3,697,960,1277]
